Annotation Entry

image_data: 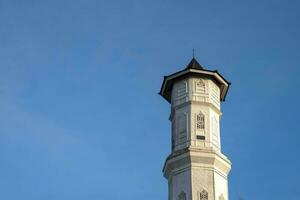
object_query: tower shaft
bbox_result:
[160,58,231,200]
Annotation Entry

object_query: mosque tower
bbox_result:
[159,57,231,200]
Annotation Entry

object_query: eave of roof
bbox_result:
[159,68,231,103]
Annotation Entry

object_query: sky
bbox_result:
[0,0,300,200]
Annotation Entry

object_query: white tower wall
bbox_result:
[171,78,222,152]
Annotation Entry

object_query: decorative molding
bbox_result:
[163,148,231,179]
[172,101,222,116]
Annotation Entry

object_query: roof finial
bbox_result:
[192,48,195,58]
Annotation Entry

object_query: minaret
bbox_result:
[159,58,231,200]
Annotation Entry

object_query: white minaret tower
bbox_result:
[159,58,231,200]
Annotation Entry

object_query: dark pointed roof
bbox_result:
[185,57,204,70]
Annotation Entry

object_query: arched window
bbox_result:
[200,190,208,200]
[197,79,205,87]
[196,79,205,93]
[178,191,186,200]
[196,112,205,130]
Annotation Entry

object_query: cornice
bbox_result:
[163,148,231,179]
[172,100,222,116]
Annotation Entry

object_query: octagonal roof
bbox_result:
[159,58,231,103]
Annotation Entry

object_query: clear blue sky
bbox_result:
[0,0,299,200]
